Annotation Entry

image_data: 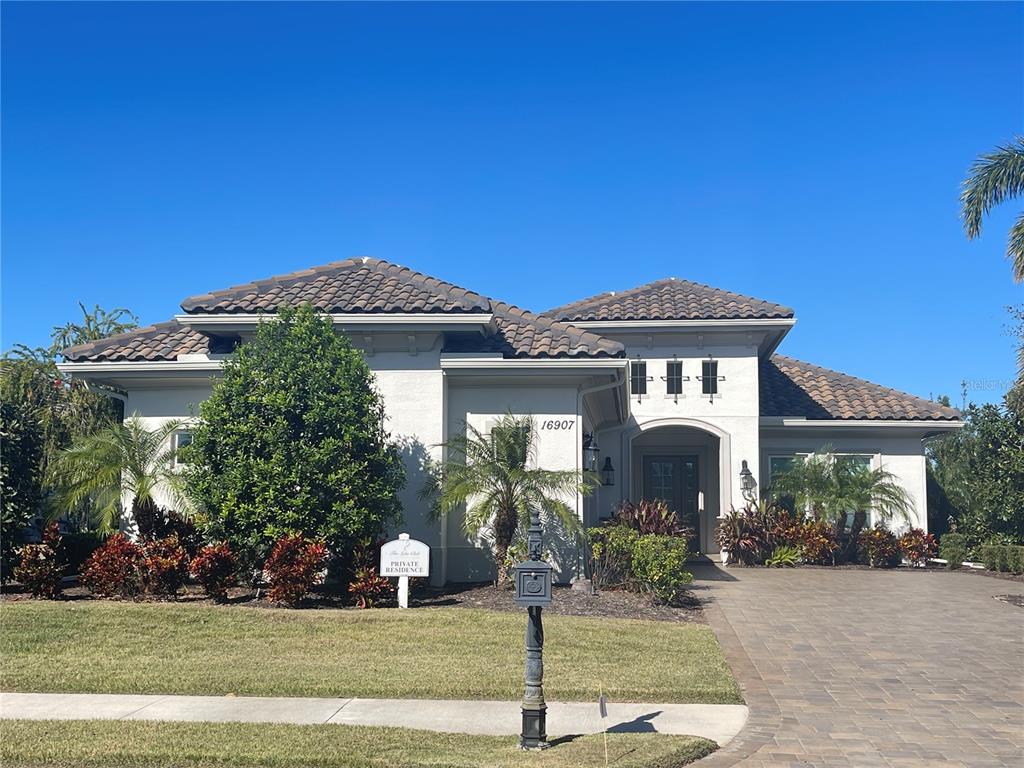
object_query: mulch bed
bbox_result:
[0,579,706,622]
[412,582,705,623]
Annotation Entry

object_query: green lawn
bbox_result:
[0,601,741,704]
[0,720,718,768]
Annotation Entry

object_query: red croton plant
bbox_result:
[264,533,327,605]
[191,542,237,602]
[14,523,65,599]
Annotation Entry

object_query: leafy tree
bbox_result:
[770,448,911,562]
[927,401,1024,546]
[0,303,138,557]
[0,400,45,580]
[423,413,590,583]
[47,416,186,533]
[184,305,404,573]
[961,136,1024,282]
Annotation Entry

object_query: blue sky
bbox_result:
[2,2,1021,406]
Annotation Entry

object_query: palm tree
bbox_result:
[771,449,911,562]
[961,137,1024,283]
[48,416,187,533]
[423,414,592,584]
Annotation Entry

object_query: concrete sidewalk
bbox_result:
[0,692,748,745]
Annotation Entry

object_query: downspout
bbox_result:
[574,366,626,580]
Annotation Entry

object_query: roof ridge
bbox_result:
[180,257,491,314]
[547,275,795,320]
[180,258,366,311]
[546,278,675,315]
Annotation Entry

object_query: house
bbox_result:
[59,257,961,582]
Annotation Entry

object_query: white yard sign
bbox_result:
[380,533,430,608]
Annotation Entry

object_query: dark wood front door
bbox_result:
[642,455,700,552]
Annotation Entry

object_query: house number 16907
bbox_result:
[540,419,575,430]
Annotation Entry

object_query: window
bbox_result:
[701,359,719,395]
[630,361,647,396]
[768,456,795,484]
[172,431,193,468]
[487,420,530,467]
[836,454,872,472]
[665,361,684,395]
[836,455,873,529]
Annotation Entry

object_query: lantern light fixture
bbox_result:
[600,457,615,487]
[739,459,757,502]
[582,433,600,473]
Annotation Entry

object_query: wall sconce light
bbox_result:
[582,433,600,473]
[600,457,615,487]
[739,459,757,502]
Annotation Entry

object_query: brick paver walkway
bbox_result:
[690,565,1024,768]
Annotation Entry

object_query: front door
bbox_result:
[642,455,700,552]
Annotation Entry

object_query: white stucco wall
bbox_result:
[120,344,450,581]
[591,336,762,553]
[444,379,585,583]
[124,385,212,512]
[364,348,445,555]
[759,430,930,532]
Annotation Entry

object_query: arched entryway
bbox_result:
[624,419,730,555]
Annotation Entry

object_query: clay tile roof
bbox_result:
[180,257,492,315]
[548,277,794,322]
[61,321,210,362]
[64,259,625,362]
[443,301,624,359]
[760,355,961,421]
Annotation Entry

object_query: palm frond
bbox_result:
[47,414,185,532]
[423,412,587,561]
[1010,211,1024,283]
[961,137,1024,282]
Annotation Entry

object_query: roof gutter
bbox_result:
[760,417,963,430]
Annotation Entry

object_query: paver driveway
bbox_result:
[690,565,1024,768]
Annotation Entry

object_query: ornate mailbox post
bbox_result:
[514,506,552,750]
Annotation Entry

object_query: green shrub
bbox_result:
[185,305,405,571]
[588,525,640,590]
[979,543,1024,574]
[1010,546,1024,574]
[630,534,692,604]
[939,532,970,570]
[0,399,44,582]
[764,545,800,567]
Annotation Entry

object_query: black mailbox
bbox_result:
[514,560,552,607]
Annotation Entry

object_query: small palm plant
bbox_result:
[423,414,592,584]
[771,448,911,562]
[47,416,188,533]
